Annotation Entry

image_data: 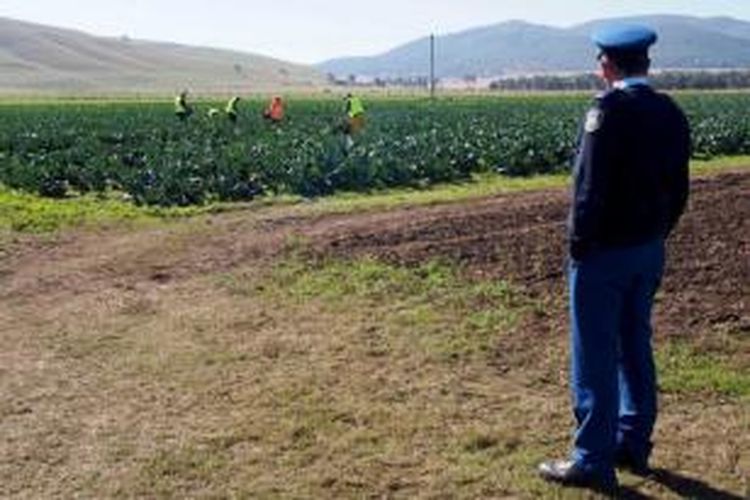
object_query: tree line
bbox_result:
[489,70,750,91]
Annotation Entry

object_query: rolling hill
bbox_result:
[0,17,324,95]
[319,15,750,79]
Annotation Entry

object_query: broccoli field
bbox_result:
[1,93,750,206]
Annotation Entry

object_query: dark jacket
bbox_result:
[569,84,691,260]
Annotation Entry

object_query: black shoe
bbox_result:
[538,459,618,495]
[614,449,651,476]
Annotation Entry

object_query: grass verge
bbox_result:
[286,155,750,216]
[0,187,243,234]
[657,342,750,399]
[3,155,748,235]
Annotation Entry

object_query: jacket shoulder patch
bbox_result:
[584,108,603,133]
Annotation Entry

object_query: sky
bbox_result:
[2,1,749,64]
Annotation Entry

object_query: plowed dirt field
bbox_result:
[309,171,750,340]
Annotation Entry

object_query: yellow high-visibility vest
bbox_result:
[175,95,188,114]
[226,97,240,115]
[347,96,365,118]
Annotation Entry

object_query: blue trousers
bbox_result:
[568,239,665,479]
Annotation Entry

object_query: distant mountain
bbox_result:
[0,17,324,95]
[318,15,750,79]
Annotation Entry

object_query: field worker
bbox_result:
[226,96,241,122]
[263,96,284,123]
[345,93,365,134]
[340,93,366,149]
[174,90,193,121]
[538,24,690,494]
[207,107,221,118]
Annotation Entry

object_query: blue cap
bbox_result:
[592,24,658,52]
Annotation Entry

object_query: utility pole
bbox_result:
[430,33,436,99]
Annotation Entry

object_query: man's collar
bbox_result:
[613,77,650,90]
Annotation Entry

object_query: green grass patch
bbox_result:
[690,155,750,175]
[657,342,750,398]
[229,258,525,361]
[0,186,235,233]
[302,172,568,214]
[268,154,750,217]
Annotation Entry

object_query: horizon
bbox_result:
[1,1,750,64]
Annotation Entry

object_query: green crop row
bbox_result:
[0,94,748,206]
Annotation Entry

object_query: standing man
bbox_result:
[538,25,691,494]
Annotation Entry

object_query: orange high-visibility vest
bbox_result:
[266,97,284,121]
